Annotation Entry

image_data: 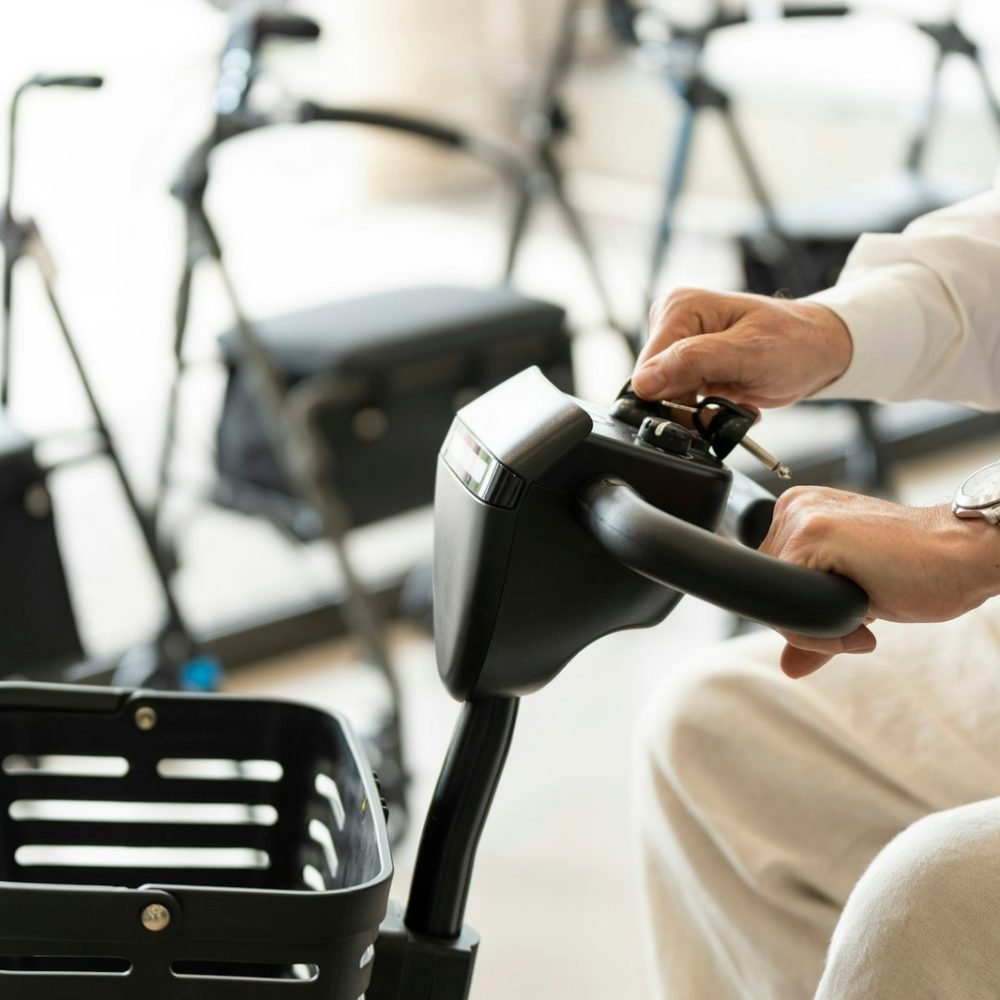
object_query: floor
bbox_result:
[4,3,1000,997]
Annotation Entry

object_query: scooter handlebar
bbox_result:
[718,468,780,549]
[579,475,868,638]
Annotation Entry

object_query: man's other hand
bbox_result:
[759,488,1000,678]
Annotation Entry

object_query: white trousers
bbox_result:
[634,599,1000,999]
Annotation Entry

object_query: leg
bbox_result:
[817,798,1000,1000]
[633,601,1000,999]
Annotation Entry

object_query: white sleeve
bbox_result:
[805,178,1000,408]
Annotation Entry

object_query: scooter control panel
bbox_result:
[433,367,732,700]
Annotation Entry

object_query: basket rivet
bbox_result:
[134,706,158,731]
[141,903,171,932]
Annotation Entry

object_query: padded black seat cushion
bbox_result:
[215,285,573,530]
[219,285,569,376]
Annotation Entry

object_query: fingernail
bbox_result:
[631,363,663,397]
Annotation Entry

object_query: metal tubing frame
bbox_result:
[157,169,411,828]
[644,95,698,309]
[640,7,1000,303]
[0,79,195,676]
[500,0,633,350]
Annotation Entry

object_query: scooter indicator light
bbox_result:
[442,424,524,509]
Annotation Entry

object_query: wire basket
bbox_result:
[0,683,393,999]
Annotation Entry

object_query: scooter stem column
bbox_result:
[405,696,519,940]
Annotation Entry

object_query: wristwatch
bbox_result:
[953,460,1000,524]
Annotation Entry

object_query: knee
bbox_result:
[821,802,1000,996]
[847,803,1000,932]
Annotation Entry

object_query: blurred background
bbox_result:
[3,1,1000,996]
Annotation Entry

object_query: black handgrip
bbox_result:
[720,470,777,549]
[299,102,466,148]
[297,102,525,181]
[782,5,851,18]
[33,74,104,89]
[255,12,321,42]
[579,478,868,638]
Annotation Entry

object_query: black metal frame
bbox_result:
[605,2,857,305]
[0,75,198,689]
[158,105,413,835]
[502,0,632,346]
[612,4,1000,307]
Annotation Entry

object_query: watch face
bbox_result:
[957,462,1000,508]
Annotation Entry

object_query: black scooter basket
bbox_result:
[0,683,392,999]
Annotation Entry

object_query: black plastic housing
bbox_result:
[434,368,731,700]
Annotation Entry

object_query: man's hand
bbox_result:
[760,487,1000,678]
[633,289,853,408]
[633,287,1000,678]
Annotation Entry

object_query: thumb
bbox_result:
[632,334,747,400]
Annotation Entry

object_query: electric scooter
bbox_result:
[0,368,866,998]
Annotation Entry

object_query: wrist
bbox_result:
[932,502,1000,610]
[795,301,853,394]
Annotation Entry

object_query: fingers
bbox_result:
[633,332,751,400]
[758,485,845,561]
[779,625,877,679]
[780,646,835,678]
[638,291,705,367]
[641,288,751,357]
[635,289,852,410]
[636,289,751,383]
[761,487,877,677]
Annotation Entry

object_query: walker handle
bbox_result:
[255,13,321,43]
[32,75,104,90]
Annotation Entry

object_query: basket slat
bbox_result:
[0,775,283,805]
[9,819,279,849]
